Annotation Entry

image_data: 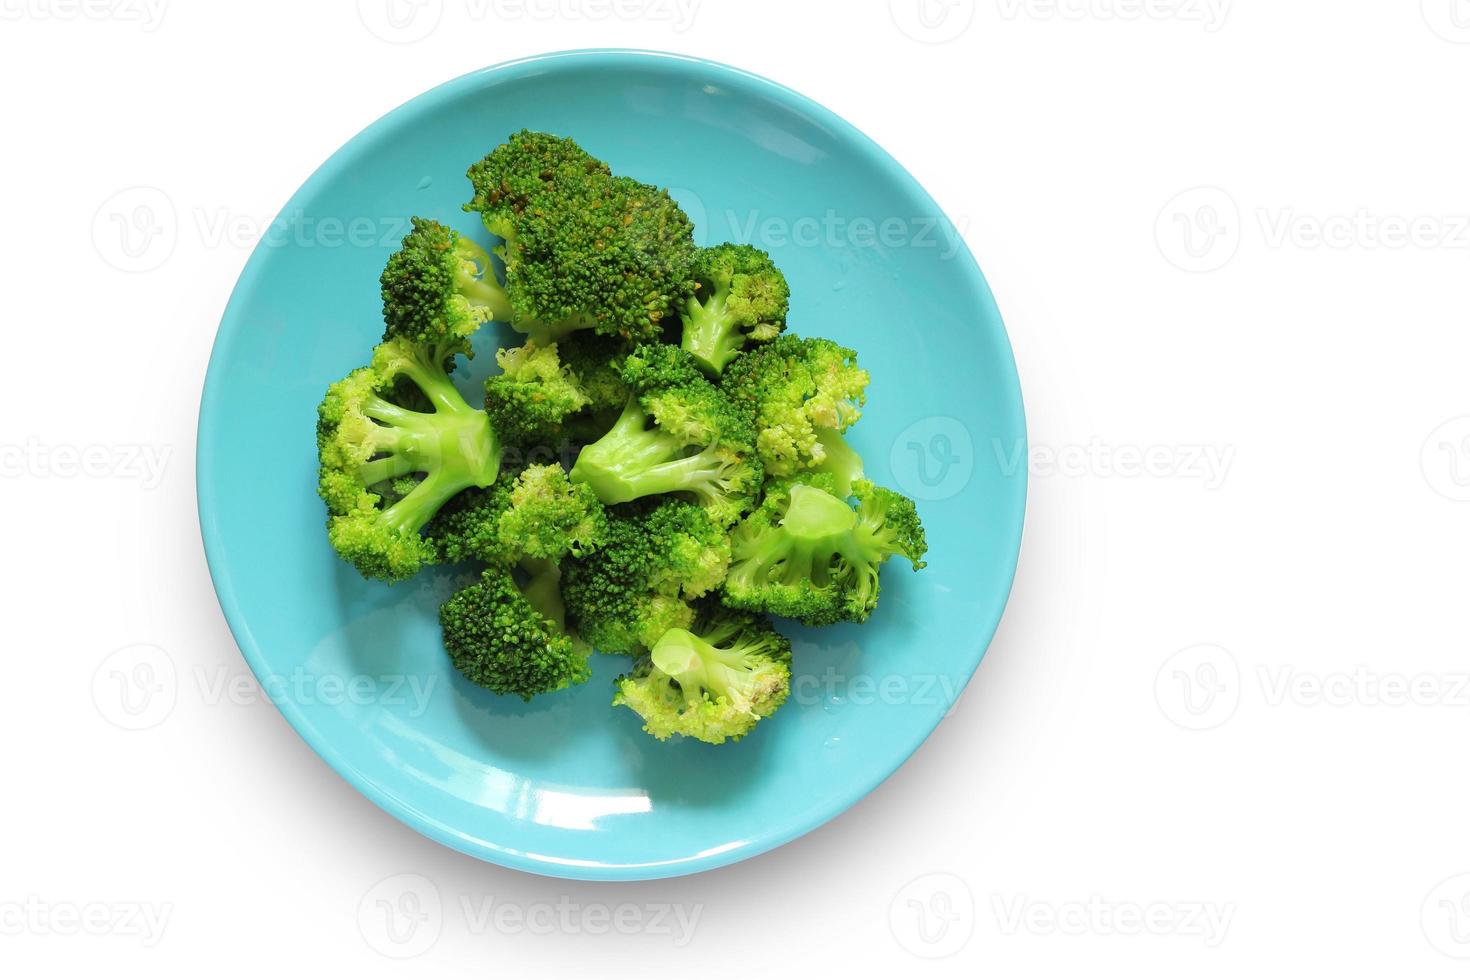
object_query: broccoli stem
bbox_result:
[517,556,566,631]
[453,237,514,323]
[680,291,741,376]
[651,628,765,710]
[569,399,726,504]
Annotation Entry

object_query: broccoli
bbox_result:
[464,130,697,344]
[721,334,870,479]
[568,344,762,526]
[440,563,591,700]
[613,602,791,744]
[381,217,511,342]
[679,243,789,376]
[722,476,928,626]
[434,465,607,700]
[563,500,731,656]
[317,337,501,582]
[482,341,591,448]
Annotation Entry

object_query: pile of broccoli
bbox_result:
[316,130,927,745]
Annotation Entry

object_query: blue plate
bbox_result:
[197,50,1026,880]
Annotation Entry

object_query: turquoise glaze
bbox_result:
[196,50,1026,880]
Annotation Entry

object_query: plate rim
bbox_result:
[195,47,1028,881]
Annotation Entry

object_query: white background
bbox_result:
[4,0,1469,975]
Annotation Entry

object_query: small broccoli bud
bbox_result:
[680,243,790,376]
[568,345,762,526]
[722,476,927,625]
[721,334,870,479]
[381,217,511,351]
[483,341,592,448]
[440,566,591,700]
[612,605,791,744]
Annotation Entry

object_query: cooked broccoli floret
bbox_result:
[464,130,696,344]
[317,336,501,582]
[482,341,591,448]
[568,344,762,526]
[613,602,791,744]
[429,463,605,565]
[679,243,789,376]
[563,500,731,656]
[381,217,510,344]
[722,476,927,626]
[433,465,606,699]
[440,563,591,700]
[721,334,869,479]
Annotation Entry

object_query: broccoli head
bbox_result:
[563,500,731,656]
[721,334,869,479]
[613,602,791,744]
[464,130,696,344]
[381,217,510,347]
[679,243,789,376]
[440,563,591,700]
[317,337,501,581]
[482,341,591,448]
[568,344,762,526]
[428,463,606,565]
[722,476,927,626]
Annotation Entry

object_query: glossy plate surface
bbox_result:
[197,50,1026,880]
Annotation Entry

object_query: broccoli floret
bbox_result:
[482,341,591,448]
[317,336,501,582]
[380,217,510,346]
[568,344,762,526]
[428,463,606,565]
[721,334,869,479]
[563,500,731,655]
[679,243,789,376]
[440,564,591,700]
[464,130,696,344]
[613,602,791,744]
[722,477,927,626]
